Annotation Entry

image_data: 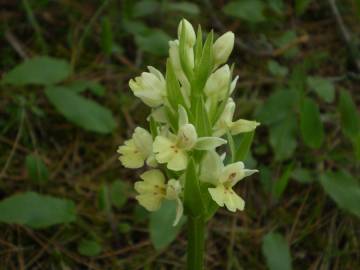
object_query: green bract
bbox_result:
[117,19,259,226]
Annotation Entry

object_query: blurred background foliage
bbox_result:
[1,0,360,269]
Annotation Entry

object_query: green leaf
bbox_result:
[68,80,105,96]
[295,0,312,16]
[101,17,113,55]
[269,114,297,161]
[300,97,324,148]
[307,76,335,103]
[262,232,293,270]
[256,89,298,125]
[184,158,206,217]
[165,2,200,15]
[320,171,360,217]
[45,86,116,134]
[273,163,294,201]
[133,0,159,18]
[150,200,186,250]
[2,56,71,86]
[110,180,130,209]
[234,131,255,161]
[291,167,313,183]
[223,0,266,23]
[267,60,288,77]
[135,29,170,56]
[98,184,111,212]
[0,192,76,228]
[273,31,299,58]
[267,0,285,14]
[166,60,187,111]
[338,89,360,139]
[194,31,214,95]
[25,154,49,184]
[77,239,102,257]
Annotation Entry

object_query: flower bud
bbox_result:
[213,32,235,67]
[177,19,196,47]
[204,65,231,98]
[129,66,166,107]
[169,40,191,88]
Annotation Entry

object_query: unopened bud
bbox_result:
[178,19,196,47]
[213,32,235,67]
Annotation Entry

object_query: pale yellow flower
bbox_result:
[200,151,257,212]
[117,127,156,168]
[213,98,260,137]
[129,66,166,107]
[134,170,183,225]
[153,107,226,171]
[134,170,167,211]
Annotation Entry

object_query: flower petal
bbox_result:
[194,137,227,150]
[167,150,188,171]
[208,185,226,207]
[230,119,260,135]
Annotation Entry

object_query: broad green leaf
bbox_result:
[45,86,116,134]
[184,158,206,217]
[256,89,298,125]
[68,80,105,96]
[0,192,76,228]
[235,131,255,161]
[135,29,170,56]
[273,163,294,200]
[300,97,324,148]
[267,60,288,77]
[165,2,200,15]
[320,171,360,217]
[307,76,335,103]
[223,0,266,23]
[338,89,360,139]
[110,180,130,209]
[77,239,102,257]
[2,56,70,86]
[291,168,313,183]
[269,114,297,161]
[150,200,186,250]
[295,0,312,16]
[25,154,49,184]
[262,232,293,270]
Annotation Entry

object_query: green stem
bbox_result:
[187,215,205,270]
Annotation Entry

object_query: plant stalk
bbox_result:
[187,215,205,270]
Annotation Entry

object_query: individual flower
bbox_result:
[203,65,238,101]
[134,170,184,225]
[117,127,156,168]
[200,151,257,212]
[153,106,226,171]
[129,66,166,107]
[134,170,166,211]
[213,98,260,137]
[213,31,235,67]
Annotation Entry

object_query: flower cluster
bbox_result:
[117,19,259,225]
